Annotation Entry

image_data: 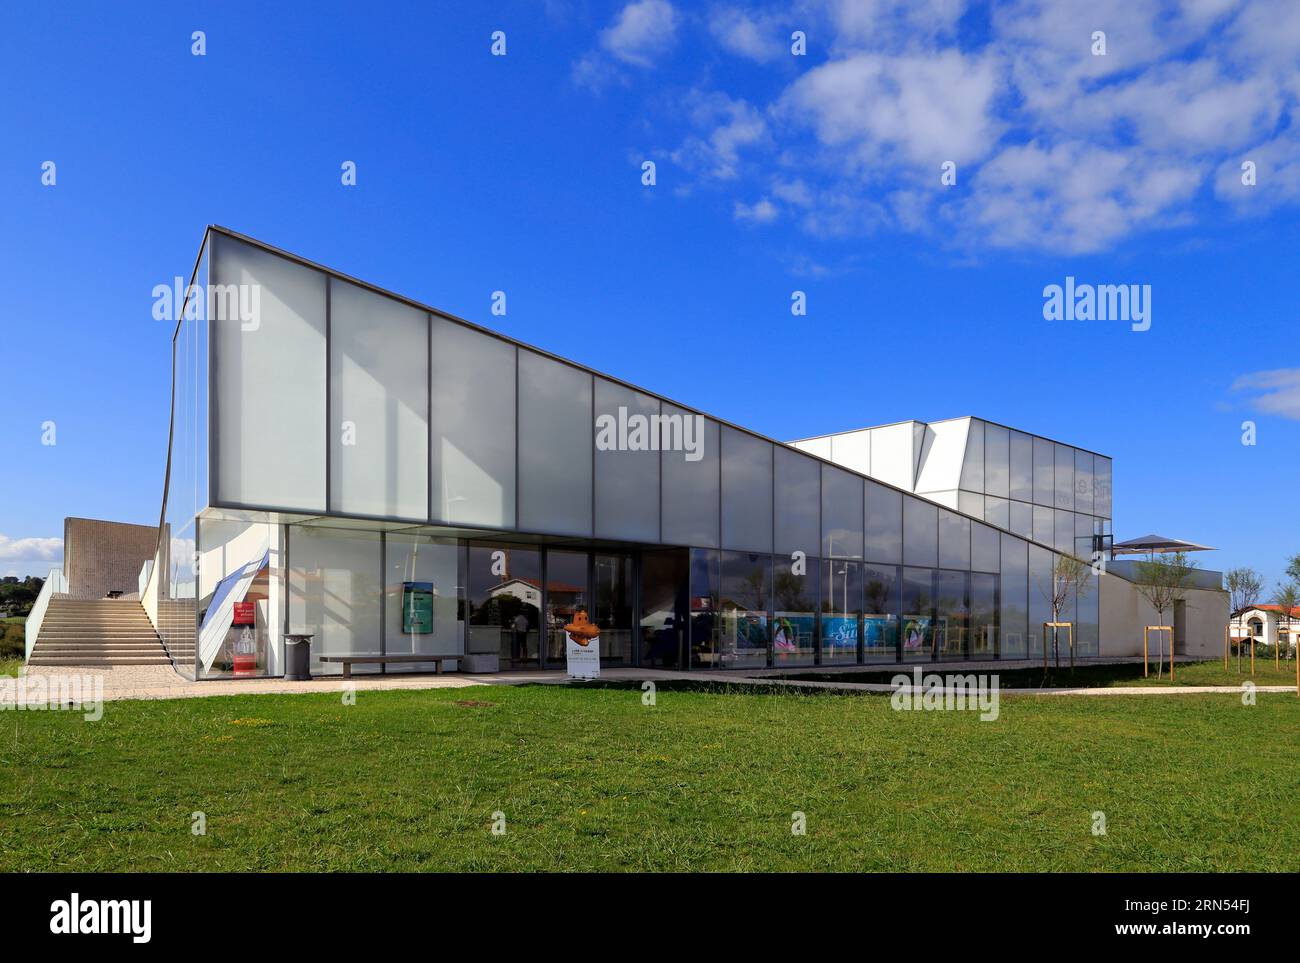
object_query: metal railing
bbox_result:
[24,567,68,661]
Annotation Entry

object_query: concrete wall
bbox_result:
[1099,571,1228,659]
[63,517,159,599]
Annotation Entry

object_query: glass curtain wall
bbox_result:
[689,548,720,668]
[863,563,900,662]
[545,549,590,666]
[820,559,861,665]
[593,553,634,665]
[773,559,817,665]
[287,527,382,676]
[641,548,688,668]
[468,543,541,668]
[384,533,462,672]
[719,551,771,669]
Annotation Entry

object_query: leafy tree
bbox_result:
[1226,567,1263,670]
[1036,554,1092,669]
[1270,581,1299,666]
[1133,552,1197,679]
[1286,554,1300,585]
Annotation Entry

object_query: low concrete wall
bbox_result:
[64,517,159,599]
[1100,571,1228,659]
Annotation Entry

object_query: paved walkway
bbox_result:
[10,660,1296,702]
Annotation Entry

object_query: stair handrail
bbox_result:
[24,567,69,661]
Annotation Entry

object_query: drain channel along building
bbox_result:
[129,226,1227,680]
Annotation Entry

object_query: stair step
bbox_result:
[27,658,174,666]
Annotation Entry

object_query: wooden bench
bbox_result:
[318,654,460,679]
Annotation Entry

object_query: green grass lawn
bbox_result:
[0,658,22,677]
[778,658,1300,689]
[1,682,1297,872]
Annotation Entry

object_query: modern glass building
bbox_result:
[145,226,1110,681]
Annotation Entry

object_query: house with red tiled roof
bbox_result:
[1229,605,1299,653]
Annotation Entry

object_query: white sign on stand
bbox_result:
[565,632,600,680]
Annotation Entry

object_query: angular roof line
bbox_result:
[789,415,1111,461]
[200,225,1094,562]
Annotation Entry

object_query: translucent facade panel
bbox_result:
[959,419,984,492]
[822,464,863,559]
[902,497,938,568]
[1009,431,1033,502]
[288,527,382,675]
[1095,457,1113,518]
[212,232,327,511]
[384,533,462,672]
[870,423,917,491]
[830,429,870,475]
[1033,505,1054,546]
[720,426,772,553]
[661,405,720,547]
[863,563,900,663]
[1000,534,1028,658]
[430,317,516,527]
[1074,449,1094,515]
[821,559,861,665]
[958,490,985,520]
[774,447,820,556]
[328,279,428,520]
[984,423,1010,498]
[594,378,660,542]
[865,481,903,564]
[915,420,969,494]
[1009,500,1032,539]
[1032,437,1054,507]
[517,350,592,536]
[938,509,970,570]
[984,495,1009,531]
[971,522,1000,573]
[1054,443,1075,510]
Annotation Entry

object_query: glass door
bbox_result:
[543,549,590,669]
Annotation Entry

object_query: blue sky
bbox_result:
[2,0,1298,590]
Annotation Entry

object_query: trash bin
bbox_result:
[284,634,313,681]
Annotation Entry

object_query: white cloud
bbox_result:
[600,0,679,67]
[781,50,1002,168]
[734,198,779,222]
[0,535,63,563]
[1232,369,1300,420]
[583,0,1300,252]
[964,141,1203,253]
[671,91,768,179]
[709,7,784,62]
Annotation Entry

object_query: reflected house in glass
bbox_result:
[140,227,1227,681]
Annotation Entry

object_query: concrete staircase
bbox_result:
[28,598,172,666]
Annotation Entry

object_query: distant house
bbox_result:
[1230,605,1299,652]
